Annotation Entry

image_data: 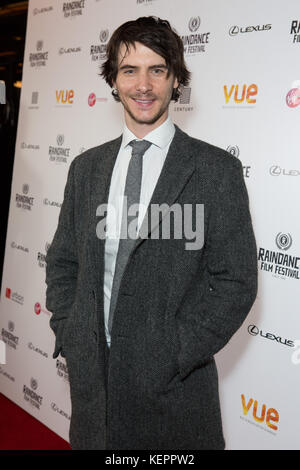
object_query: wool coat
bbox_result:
[45,125,258,450]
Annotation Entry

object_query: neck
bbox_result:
[125,113,169,139]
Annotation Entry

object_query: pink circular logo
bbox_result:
[88,93,96,107]
[286,88,300,108]
[34,302,41,315]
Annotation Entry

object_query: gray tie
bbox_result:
[108,139,152,335]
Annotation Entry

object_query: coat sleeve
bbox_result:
[176,157,258,379]
[45,159,78,358]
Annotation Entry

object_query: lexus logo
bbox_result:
[229,26,239,36]
[248,324,259,336]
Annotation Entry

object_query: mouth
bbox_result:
[132,98,156,109]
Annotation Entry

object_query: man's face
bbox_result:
[113,41,179,137]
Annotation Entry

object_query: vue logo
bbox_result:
[241,394,279,431]
[224,84,258,104]
[56,89,74,105]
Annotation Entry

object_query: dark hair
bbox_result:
[100,16,191,102]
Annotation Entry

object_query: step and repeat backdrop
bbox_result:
[0,0,299,450]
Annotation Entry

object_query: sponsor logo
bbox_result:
[0,366,15,382]
[29,40,49,67]
[28,342,48,359]
[258,233,300,280]
[137,0,157,4]
[181,17,210,56]
[1,321,19,351]
[226,145,251,178]
[15,184,34,211]
[10,241,29,253]
[23,378,43,410]
[59,46,81,55]
[43,197,62,208]
[174,87,194,113]
[5,288,24,305]
[56,358,69,382]
[28,91,39,109]
[48,134,71,164]
[90,30,110,62]
[21,142,40,150]
[56,89,74,105]
[229,24,271,36]
[62,1,85,18]
[37,243,50,269]
[33,6,53,15]
[286,81,300,108]
[247,324,294,348]
[223,84,258,106]
[34,302,50,316]
[88,92,108,106]
[241,394,279,434]
[290,20,300,43]
[269,165,300,177]
[51,402,71,420]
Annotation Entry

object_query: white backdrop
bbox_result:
[1,0,300,450]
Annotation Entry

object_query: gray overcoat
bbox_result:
[45,125,258,450]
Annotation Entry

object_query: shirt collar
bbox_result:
[121,116,175,150]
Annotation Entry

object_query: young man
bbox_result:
[46,17,257,450]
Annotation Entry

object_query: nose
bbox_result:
[136,71,152,94]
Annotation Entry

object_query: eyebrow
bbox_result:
[119,64,168,71]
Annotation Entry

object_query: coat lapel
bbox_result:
[87,125,195,289]
[135,125,195,249]
[88,136,122,292]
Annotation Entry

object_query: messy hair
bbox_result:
[100,16,191,102]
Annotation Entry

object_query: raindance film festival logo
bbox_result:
[49,134,71,163]
[1,321,19,351]
[29,40,49,68]
[37,242,50,269]
[258,233,300,280]
[56,358,69,382]
[290,20,300,43]
[62,0,85,18]
[286,81,300,108]
[90,29,109,62]
[174,87,194,113]
[181,16,210,56]
[23,378,43,410]
[15,184,34,211]
[226,145,251,178]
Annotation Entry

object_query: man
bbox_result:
[46,17,257,450]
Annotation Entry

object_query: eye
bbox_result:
[123,69,135,75]
[152,68,165,75]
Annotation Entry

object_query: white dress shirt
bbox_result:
[103,117,175,346]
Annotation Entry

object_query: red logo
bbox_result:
[5,288,11,299]
[286,87,300,108]
[88,92,96,107]
[34,302,41,315]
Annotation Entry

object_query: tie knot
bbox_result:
[129,139,151,158]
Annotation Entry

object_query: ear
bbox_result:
[174,77,179,89]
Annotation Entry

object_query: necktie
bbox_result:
[108,139,152,335]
